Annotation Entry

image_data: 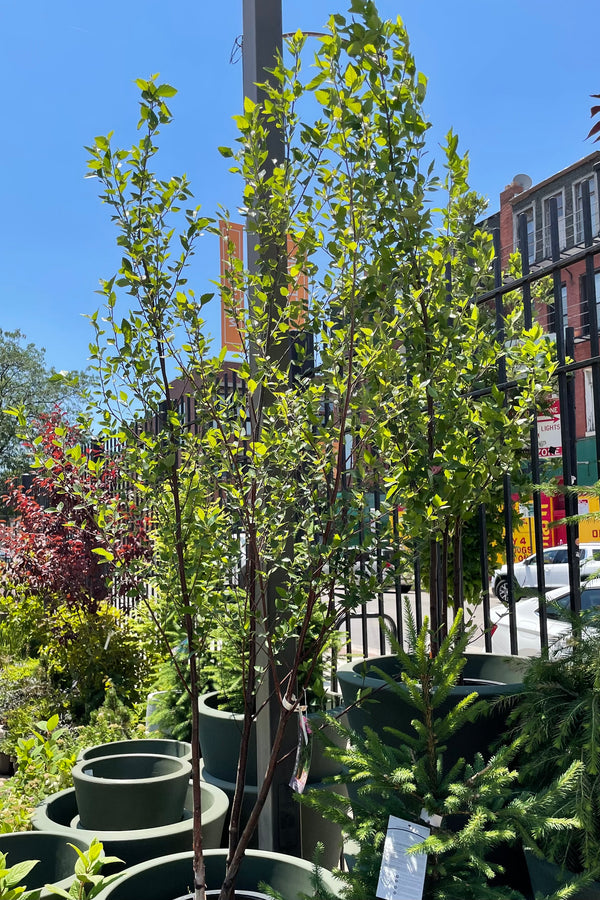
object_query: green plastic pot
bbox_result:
[93,848,342,899]
[198,692,347,784]
[336,652,526,766]
[198,692,257,784]
[0,830,90,899]
[32,780,228,868]
[199,762,345,869]
[79,738,192,763]
[72,753,192,831]
[525,849,600,899]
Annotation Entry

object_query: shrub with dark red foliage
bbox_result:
[0,408,151,614]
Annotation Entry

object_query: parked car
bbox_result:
[491,543,600,603]
[490,578,600,656]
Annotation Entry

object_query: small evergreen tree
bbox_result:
[302,610,581,899]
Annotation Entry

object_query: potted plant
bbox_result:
[302,609,582,900]
[36,3,555,899]
[507,610,600,898]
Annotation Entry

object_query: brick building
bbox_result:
[483,150,600,485]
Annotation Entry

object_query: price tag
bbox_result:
[376,815,430,900]
[289,712,312,794]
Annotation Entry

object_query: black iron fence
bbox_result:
[340,184,600,659]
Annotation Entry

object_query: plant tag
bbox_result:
[419,808,442,828]
[376,815,430,900]
[289,712,312,794]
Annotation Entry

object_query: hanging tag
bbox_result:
[419,808,443,828]
[289,710,312,794]
[376,814,430,900]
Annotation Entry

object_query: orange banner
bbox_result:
[286,236,308,327]
[220,224,309,349]
[219,220,245,351]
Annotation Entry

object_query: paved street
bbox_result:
[341,589,491,659]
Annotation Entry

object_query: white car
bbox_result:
[491,543,600,603]
[490,578,600,656]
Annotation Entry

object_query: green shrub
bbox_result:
[0,715,75,834]
[39,603,150,722]
[0,657,65,754]
[0,586,47,658]
[73,679,144,751]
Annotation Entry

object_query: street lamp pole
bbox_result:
[242,0,302,856]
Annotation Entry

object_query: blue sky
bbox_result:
[1,0,598,374]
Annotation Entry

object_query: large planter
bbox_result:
[199,762,345,869]
[94,848,341,900]
[0,830,90,899]
[336,653,526,766]
[79,738,192,763]
[72,753,192,831]
[32,780,229,868]
[198,692,346,784]
[525,849,600,899]
[198,692,257,785]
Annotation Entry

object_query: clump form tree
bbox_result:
[79,1,556,896]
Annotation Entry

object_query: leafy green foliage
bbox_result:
[73,679,143,750]
[0,329,87,495]
[509,616,600,879]
[302,609,581,899]
[0,851,40,900]
[44,839,122,899]
[0,716,75,834]
[38,602,148,721]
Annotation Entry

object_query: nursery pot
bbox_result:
[198,692,257,784]
[0,830,90,899]
[199,761,346,869]
[72,752,191,830]
[32,779,229,868]
[198,692,346,784]
[93,848,341,900]
[79,738,192,763]
[525,849,600,899]
[336,652,526,766]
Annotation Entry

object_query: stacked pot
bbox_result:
[32,738,229,868]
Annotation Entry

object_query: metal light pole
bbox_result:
[242,0,302,855]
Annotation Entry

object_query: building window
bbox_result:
[580,270,600,337]
[548,283,568,337]
[585,369,596,434]
[543,190,566,255]
[574,176,599,243]
[515,208,535,263]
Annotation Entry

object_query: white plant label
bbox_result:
[376,815,430,900]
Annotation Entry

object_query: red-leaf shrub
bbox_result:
[0,408,151,615]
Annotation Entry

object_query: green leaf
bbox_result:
[91,548,115,562]
[156,84,177,98]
